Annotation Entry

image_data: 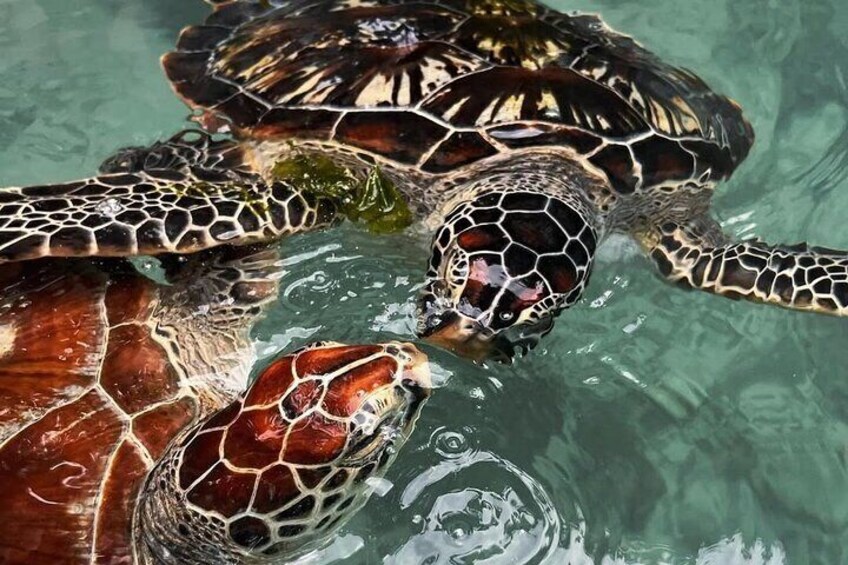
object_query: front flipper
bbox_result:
[642,216,848,315]
[0,131,340,263]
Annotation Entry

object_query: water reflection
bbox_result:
[778,0,848,215]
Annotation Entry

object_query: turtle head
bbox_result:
[140,342,430,562]
[419,189,596,361]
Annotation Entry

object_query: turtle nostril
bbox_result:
[399,343,419,361]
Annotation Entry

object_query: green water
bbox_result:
[3,1,848,563]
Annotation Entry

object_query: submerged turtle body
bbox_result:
[1,0,847,363]
[0,254,254,563]
[0,142,432,564]
[0,252,431,563]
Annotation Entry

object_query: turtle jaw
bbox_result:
[418,308,554,363]
[367,342,433,448]
[342,342,432,464]
[397,343,433,422]
[417,275,561,362]
[418,309,498,362]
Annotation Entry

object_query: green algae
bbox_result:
[346,167,413,234]
[270,153,358,201]
[271,153,412,234]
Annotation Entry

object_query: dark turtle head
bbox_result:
[418,190,596,361]
[141,342,430,562]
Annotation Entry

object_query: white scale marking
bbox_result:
[0,323,15,360]
[51,461,88,488]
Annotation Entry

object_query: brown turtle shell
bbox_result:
[0,260,199,563]
[163,0,754,196]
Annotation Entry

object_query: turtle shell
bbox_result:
[163,0,754,196]
[0,259,199,563]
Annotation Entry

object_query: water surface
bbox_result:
[2,1,848,563]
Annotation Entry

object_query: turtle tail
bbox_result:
[0,131,341,263]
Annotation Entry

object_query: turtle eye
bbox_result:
[344,398,409,464]
[499,311,515,322]
[348,430,379,455]
[344,424,388,464]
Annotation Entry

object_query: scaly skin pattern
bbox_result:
[421,188,597,333]
[138,342,430,564]
[163,0,754,228]
[0,248,284,564]
[165,0,753,196]
[645,219,848,315]
[0,131,340,263]
[1,0,845,382]
[157,0,848,341]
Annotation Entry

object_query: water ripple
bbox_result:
[386,428,560,564]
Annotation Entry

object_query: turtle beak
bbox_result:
[419,310,497,362]
[396,342,432,403]
[419,308,554,363]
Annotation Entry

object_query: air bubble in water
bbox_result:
[433,429,469,458]
[365,476,394,497]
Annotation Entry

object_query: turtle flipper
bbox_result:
[643,216,848,315]
[0,132,340,263]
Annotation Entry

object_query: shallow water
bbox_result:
[2,0,848,563]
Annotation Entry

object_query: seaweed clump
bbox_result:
[271,154,412,234]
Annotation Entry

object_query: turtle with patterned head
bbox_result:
[2,0,847,361]
[0,143,431,563]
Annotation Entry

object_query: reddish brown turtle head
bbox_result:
[138,341,431,562]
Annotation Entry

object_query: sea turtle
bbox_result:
[2,0,847,360]
[0,146,432,563]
